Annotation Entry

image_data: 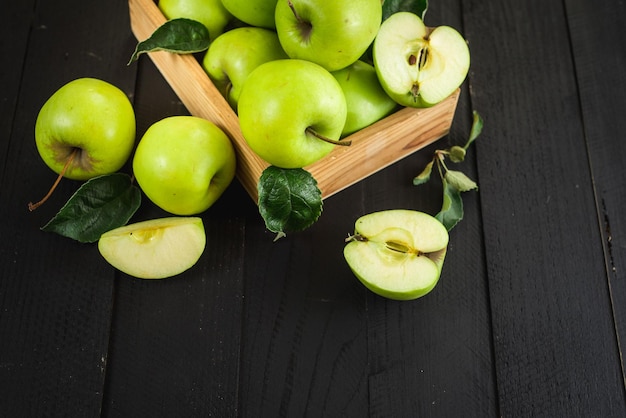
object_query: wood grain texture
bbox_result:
[463,0,626,415]
[127,0,460,202]
[565,0,626,389]
[0,0,137,415]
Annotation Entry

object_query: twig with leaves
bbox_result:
[413,111,483,231]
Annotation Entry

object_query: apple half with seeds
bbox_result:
[373,11,470,108]
[98,217,206,279]
[344,210,448,300]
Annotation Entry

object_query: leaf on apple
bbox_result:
[41,173,141,243]
[128,18,211,64]
[257,166,323,240]
[382,0,429,22]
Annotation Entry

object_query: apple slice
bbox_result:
[373,12,470,108]
[98,217,206,279]
[344,210,448,300]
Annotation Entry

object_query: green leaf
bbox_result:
[258,166,323,239]
[382,0,429,21]
[128,18,211,64]
[448,145,466,163]
[464,110,484,150]
[444,169,478,192]
[413,160,434,185]
[41,173,142,243]
[435,179,463,231]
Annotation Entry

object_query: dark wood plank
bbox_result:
[565,0,626,386]
[0,1,35,179]
[363,1,499,415]
[0,0,138,415]
[100,58,247,417]
[463,0,626,414]
[238,188,370,417]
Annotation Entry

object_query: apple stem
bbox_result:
[345,233,367,243]
[287,0,302,22]
[306,127,351,146]
[28,148,78,212]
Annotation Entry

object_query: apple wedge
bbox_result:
[373,11,470,107]
[344,210,448,300]
[98,217,206,279]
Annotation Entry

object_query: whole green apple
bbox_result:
[202,26,288,109]
[132,116,236,215]
[344,210,449,300]
[373,12,470,107]
[34,77,136,181]
[158,0,232,40]
[221,0,278,29]
[237,59,347,169]
[274,0,382,71]
[331,60,399,136]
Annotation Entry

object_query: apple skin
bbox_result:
[344,210,448,301]
[34,77,136,181]
[158,0,232,40]
[202,26,288,109]
[373,12,470,108]
[132,116,236,215]
[274,0,382,71]
[221,0,278,28]
[237,59,347,169]
[331,60,399,136]
[98,217,206,279]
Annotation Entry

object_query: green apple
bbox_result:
[98,217,206,279]
[237,59,347,168]
[274,0,382,71]
[373,12,470,108]
[221,0,278,28]
[132,116,236,215]
[202,26,288,109]
[158,0,232,40]
[331,60,399,136]
[344,210,448,300]
[34,77,136,181]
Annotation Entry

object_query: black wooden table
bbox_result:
[2,0,625,416]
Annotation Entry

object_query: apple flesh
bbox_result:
[274,0,382,71]
[34,77,136,181]
[344,210,448,300]
[373,12,470,107]
[331,60,398,136]
[132,116,236,215]
[98,217,206,279]
[237,59,347,168]
[202,26,287,109]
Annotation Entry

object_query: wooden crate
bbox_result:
[128,0,460,202]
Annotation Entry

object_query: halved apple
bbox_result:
[344,210,448,300]
[98,217,206,279]
[373,11,470,108]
